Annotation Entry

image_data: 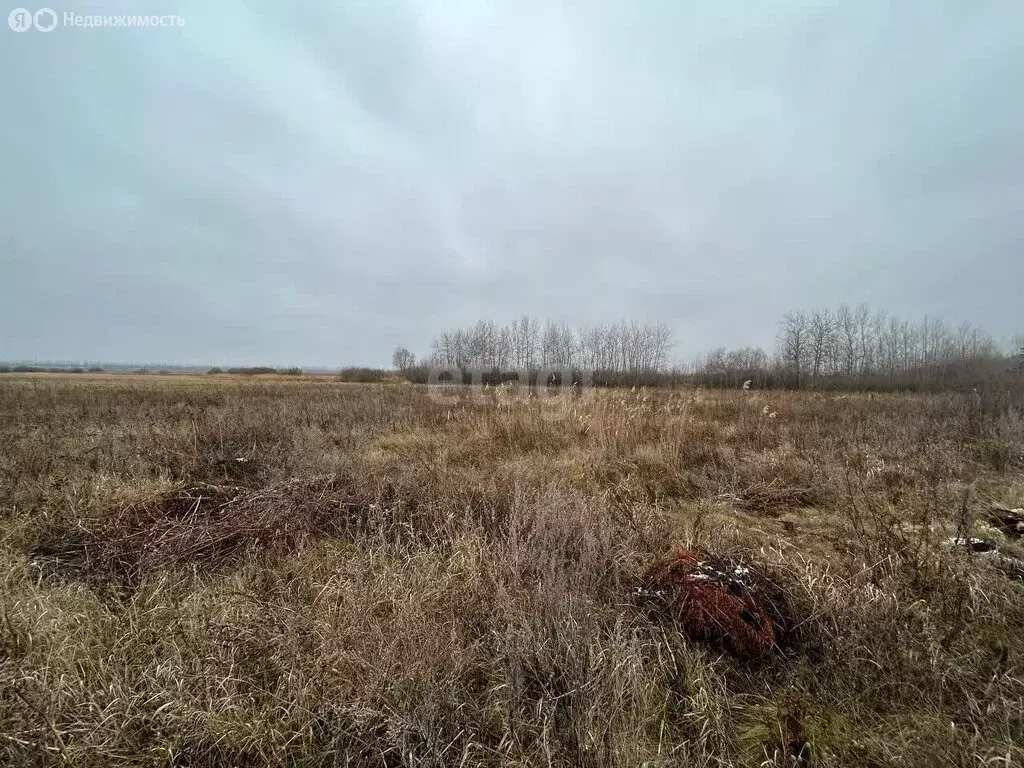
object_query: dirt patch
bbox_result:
[636,546,795,661]
[31,478,365,585]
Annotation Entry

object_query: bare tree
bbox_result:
[836,304,857,376]
[778,311,809,387]
[392,346,415,371]
[854,303,872,376]
[807,309,835,382]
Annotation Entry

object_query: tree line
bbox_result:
[422,316,675,374]
[694,305,1017,390]
[396,306,1021,391]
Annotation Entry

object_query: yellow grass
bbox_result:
[0,375,1022,766]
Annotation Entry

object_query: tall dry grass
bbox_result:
[0,375,1022,766]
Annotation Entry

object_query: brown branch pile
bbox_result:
[720,480,818,515]
[32,478,364,585]
[636,546,795,661]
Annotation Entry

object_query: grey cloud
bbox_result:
[1,0,1022,366]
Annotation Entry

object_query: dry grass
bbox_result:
[1,375,1023,766]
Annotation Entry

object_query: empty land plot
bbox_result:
[1,375,1022,766]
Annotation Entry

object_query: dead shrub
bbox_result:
[31,478,364,585]
[636,546,795,661]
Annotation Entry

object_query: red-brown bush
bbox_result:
[637,546,794,661]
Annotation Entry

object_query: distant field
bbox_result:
[1,375,1022,766]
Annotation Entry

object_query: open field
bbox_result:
[1,375,1023,767]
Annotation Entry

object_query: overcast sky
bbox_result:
[1,1,1022,367]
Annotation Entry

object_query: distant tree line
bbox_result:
[691,305,1015,391]
[210,367,303,376]
[336,367,389,383]
[397,307,1020,392]
[0,365,105,374]
[423,316,675,374]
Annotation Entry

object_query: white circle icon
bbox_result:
[34,7,57,31]
[8,8,34,31]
